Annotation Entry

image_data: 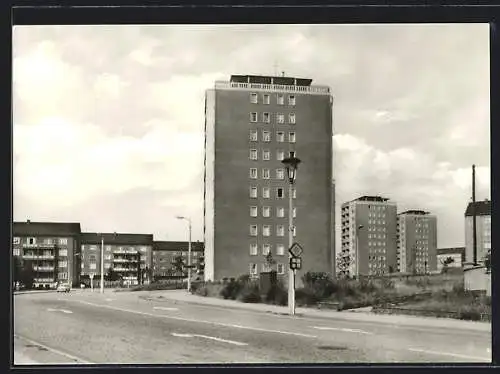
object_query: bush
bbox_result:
[220,276,250,300]
[295,287,321,306]
[265,283,288,306]
[237,284,261,303]
[302,271,337,299]
[194,285,209,297]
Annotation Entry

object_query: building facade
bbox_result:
[437,247,466,272]
[464,199,491,265]
[204,74,335,282]
[13,221,82,287]
[396,210,438,274]
[80,233,153,286]
[340,196,398,277]
[152,241,204,280]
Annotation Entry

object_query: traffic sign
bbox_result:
[289,257,302,270]
[288,242,304,258]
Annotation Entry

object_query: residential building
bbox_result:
[340,196,398,277]
[13,220,82,287]
[437,247,466,272]
[464,199,491,265]
[397,210,438,274]
[80,232,153,286]
[152,241,204,280]
[204,74,335,282]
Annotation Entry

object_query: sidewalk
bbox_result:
[140,290,491,332]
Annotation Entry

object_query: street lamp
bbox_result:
[281,156,301,316]
[176,216,192,293]
[99,234,105,294]
[355,225,364,279]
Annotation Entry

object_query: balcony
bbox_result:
[23,254,55,260]
[114,267,138,272]
[113,258,135,263]
[22,243,57,249]
[33,266,55,272]
[34,278,55,283]
[214,81,331,95]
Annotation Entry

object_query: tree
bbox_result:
[336,252,351,279]
[20,260,35,289]
[106,267,120,281]
[13,256,23,283]
[172,255,186,276]
[484,250,491,273]
[441,256,455,274]
[264,251,276,271]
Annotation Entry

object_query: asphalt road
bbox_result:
[13,291,492,365]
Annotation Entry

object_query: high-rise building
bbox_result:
[340,196,398,277]
[464,199,491,265]
[397,210,437,274]
[204,74,335,282]
[13,220,82,288]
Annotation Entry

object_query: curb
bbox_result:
[14,290,56,295]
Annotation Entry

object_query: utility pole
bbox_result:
[472,164,477,266]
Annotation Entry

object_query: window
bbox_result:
[263,94,270,104]
[292,226,297,237]
[292,187,297,199]
[90,245,97,251]
[277,225,285,237]
[13,248,20,256]
[105,263,112,270]
[276,244,285,256]
[249,263,257,275]
[106,245,112,252]
[277,207,285,218]
[277,263,285,274]
[263,149,270,160]
[59,249,67,257]
[262,131,271,142]
[262,168,270,179]
[90,263,97,270]
[250,225,258,236]
[81,263,85,269]
[277,94,284,105]
[28,237,36,245]
[262,244,271,255]
[59,272,68,280]
[288,95,296,106]
[250,244,258,256]
[277,188,284,199]
[277,113,285,124]
[249,149,258,160]
[105,254,112,260]
[59,238,68,245]
[263,225,271,237]
[289,113,296,124]
[262,263,271,272]
[262,187,270,198]
[250,186,258,198]
[263,206,271,217]
[263,112,270,123]
[13,237,20,245]
[277,150,285,161]
[289,132,296,143]
[250,168,258,179]
[250,112,258,122]
[250,93,258,103]
[58,261,68,268]
[289,151,296,158]
[276,168,285,180]
[249,131,258,142]
[250,206,258,217]
[293,207,297,218]
[276,131,285,142]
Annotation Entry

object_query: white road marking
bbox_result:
[105,298,115,302]
[76,300,317,338]
[171,332,247,346]
[153,307,179,311]
[311,326,373,335]
[47,308,72,314]
[408,348,490,362]
[14,335,94,364]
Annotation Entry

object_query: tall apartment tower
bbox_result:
[464,199,491,265]
[340,196,397,277]
[396,210,438,274]
[204,74,334,282]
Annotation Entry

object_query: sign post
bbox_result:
[288,242,304,316]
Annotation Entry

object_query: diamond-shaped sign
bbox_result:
[288,242,303,258]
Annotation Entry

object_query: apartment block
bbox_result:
[153,241,204,280]
[80,232,153,286]
[397,210,438,274]
[204,74,335,282]
[340,196,398,277]
[464,199,491,265]
[13,220,82,287]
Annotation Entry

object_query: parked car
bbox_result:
[57,283,71,293]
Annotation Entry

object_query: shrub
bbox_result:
[194,285,209,297]
[302,271,337,299]
[220,275,251,300]
[237,284,261,303]
[265,283,288,306]
[295,287,320,306]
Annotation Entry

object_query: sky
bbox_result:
[13,24,490,248]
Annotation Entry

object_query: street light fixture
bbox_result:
[281,156,301,317]
[176,216,192,293]
[100,234,105,294]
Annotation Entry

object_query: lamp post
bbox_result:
[282,156,301,316]
[100,235,104,294]
[355,225,364,279]
[176,216,192,293]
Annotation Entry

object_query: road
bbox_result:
[13,290,491,365]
